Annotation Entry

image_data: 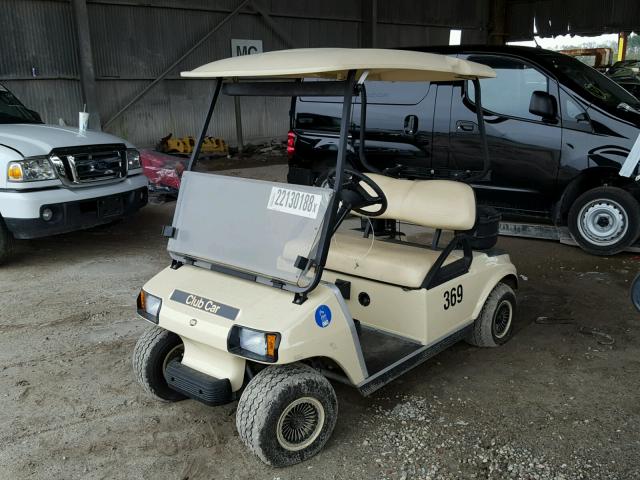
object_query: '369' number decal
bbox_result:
[443,285,463,310]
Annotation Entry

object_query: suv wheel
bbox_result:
[568,186,640,255]
[0,217,13,266]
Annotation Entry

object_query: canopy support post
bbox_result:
[299,70,357,298]
[464,78,490,182]
[187,78,222,172]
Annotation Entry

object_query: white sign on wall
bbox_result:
[231,39,263,57]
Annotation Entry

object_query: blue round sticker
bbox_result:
[315,305,332,328]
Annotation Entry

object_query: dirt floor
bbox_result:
[1,165,639,480]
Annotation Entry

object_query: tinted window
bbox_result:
[0,84,41,124]
[540,53,640,109]
[560,89,592,132]
[300,80,428,105]
[466,55,549,121]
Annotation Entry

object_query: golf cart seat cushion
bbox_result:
[325,233,461,287]
[361,174,476,231]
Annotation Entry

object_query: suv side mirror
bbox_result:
[529,91,557,120]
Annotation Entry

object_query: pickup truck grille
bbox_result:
[50,144,127,187]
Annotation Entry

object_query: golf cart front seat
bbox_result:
[325,174,476,289]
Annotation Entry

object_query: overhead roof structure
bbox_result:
[181,48,496,82]
[506,0,640,40]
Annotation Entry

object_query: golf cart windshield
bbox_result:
[171,48,495,295]
[168,173,332,287]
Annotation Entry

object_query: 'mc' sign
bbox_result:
[231,39,264,57]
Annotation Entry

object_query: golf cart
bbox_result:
[132,48,518,467]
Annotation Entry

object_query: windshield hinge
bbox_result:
[293,292,307,305]
[294,255,310,270]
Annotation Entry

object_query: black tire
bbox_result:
[236,363,338,467]
[466,282,516,347]
[0,217,13,266]
[568,186,640,256]
[132,326,186,402]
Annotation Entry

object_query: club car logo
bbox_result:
[170,290,239,320]
[315,305,332,328]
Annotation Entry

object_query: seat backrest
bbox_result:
[361,174,476,231]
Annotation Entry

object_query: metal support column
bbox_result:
[371,0,377,48]
[488,0,507,45]
[71,0,101,130]
[360,0,377,48]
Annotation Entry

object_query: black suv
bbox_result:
[288,45,640,255]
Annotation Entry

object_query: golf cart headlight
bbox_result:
[7,157,56,182]
[228,326,280,363]
[137,289,162,324]
[126,149,141,170]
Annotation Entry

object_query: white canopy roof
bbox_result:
[181,48,495,81]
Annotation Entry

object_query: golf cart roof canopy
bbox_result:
[181,48,496,82]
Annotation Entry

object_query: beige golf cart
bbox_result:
[132,48,518,467]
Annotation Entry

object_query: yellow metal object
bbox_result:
[7,163,23,181]
[200,136,228,155]
[159,133,227,155]
[617,32,628,62]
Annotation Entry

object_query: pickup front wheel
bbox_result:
[0,217,13,265]
[568,186,640,256]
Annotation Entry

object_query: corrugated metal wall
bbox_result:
[0,0,490,147]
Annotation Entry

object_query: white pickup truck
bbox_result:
[0,84,148,264]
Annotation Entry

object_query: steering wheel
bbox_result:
[326,169,388,217]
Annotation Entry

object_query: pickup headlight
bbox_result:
[227,326,280,363]
[126,149,142,170]
[7,157,57,182]
[137,289,162,324]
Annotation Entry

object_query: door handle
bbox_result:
[404,115,418,135]
[456,120,477,132]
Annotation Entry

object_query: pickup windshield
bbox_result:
[542,53,640,110]
[0,85,42,124]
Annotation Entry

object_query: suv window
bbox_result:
[466,55,549,121]
[300,80,429,105]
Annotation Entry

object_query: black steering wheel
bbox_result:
[326,169,388,217]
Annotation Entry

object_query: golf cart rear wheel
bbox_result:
[132,326,186,402]
[568,186,640,255]
[236,363,337,467]
[466,282,516,347]
[0,217,13,266]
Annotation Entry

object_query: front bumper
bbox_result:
[165,359,233,406]
[4,185,148,239]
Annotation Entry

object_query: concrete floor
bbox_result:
[1,165,639,479]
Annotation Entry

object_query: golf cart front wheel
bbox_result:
[132,326,186,402]
[466,282,516,347]
[236,363,337,467]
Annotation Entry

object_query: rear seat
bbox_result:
[325,232,461,288]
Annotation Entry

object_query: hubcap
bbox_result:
[276,397,325,451]
[493,300,513,339]
[577,199,628,247]
[162,344,184,372]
